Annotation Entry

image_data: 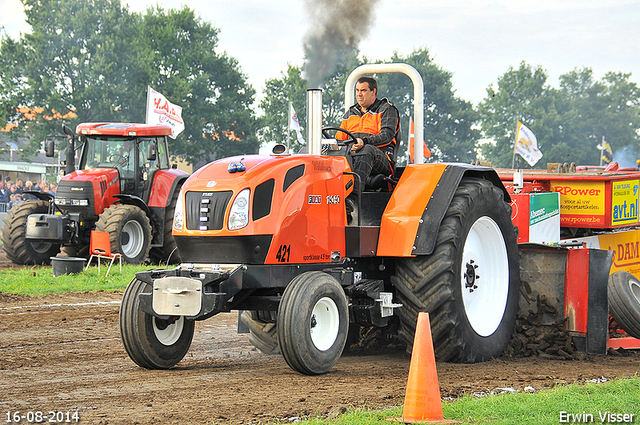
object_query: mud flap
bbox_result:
[518,244,613,355]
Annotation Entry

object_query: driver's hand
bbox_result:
[352,138,364,152]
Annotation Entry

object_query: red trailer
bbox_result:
[499,166,640,353]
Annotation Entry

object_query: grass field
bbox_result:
[0,263,151,295]
[295,376,639,424]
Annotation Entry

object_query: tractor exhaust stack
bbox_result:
[306,88,323,156]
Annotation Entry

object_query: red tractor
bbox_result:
[1,123,189,265]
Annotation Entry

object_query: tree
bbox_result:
[558,69,640,166]
[477,62,559,168]
[479,62,640,168]
[259,51,360,154]
[378,49,479,163]
[0,0,259,165]
[259,48,478,163]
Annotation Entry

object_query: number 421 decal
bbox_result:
[276,244,291,262]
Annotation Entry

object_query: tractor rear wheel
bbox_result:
[120,277,195,369]
[240,310,280,355]
[1,200,61,265]
[277,271,348,375]
[393,178,520,362]
[60,244,89,259]
[96,204,151,264]
[149,186,182,265]
[608,271,640,339]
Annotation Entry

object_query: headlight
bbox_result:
[71,199,89,206]
[54,198,66,205]
[173,190,185,231]
[228,188,250,230]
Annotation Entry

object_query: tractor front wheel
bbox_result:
[96,204,151,264]
[1,200,61,265]
[277,271,348,375]
[119,277,195,369]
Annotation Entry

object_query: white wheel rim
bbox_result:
[629,278,640,305]
[153,316,184,346]
[461,216,509,337]
[121,219,144,258]
[310,297,340,351]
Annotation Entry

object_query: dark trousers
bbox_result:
[352,144,392,186]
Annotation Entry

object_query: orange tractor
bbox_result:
[2,123,189,265]
[120,64,523,375]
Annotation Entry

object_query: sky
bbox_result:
[1,0,639,108]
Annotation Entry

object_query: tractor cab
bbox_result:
[74,123,171,202]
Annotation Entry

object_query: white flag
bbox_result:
[146,86,185,139]
[289,103,305,145]
[515,121,543,167]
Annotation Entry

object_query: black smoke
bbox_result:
[303,0,381,88]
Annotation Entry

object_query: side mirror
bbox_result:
[45,140,55,157]
[147,144,157,161]
[62,124,75,138]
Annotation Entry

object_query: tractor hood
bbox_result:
[173,153,352,265]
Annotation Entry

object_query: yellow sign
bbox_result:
[595,230,640,276]
[611,180,639,226]
[551,180,605,226]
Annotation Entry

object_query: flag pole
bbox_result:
[287,103,292,151]
[511,121,518,169]
[145,86,151,124]
[600,136,604,166]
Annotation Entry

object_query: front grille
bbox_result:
[185,191,233,230]
[55,180,96,219]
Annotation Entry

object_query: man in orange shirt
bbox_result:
[337,76,400,190]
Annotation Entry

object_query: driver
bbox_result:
[336,76,400,190]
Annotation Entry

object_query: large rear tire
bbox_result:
[1,200,61,265]
[119,277,195,369]
[608,271,640,338]
[96,204,152,264]
[393,178,520,362]
[277,271,349,375]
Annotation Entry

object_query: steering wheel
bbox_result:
[107,153,123,163]
[322,126,358,151]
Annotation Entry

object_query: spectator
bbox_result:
[49,182,57,196]
[22,181,36,200]
[8,194,20,209]
[15,179,24,194]
[0,181,8,203]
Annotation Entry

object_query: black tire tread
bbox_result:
[96,204,152,264]
[277,271,348,375]
[394,178,519,362]
[1,200,61,265]
[119,277,195,369]
[240,311,280,355]
[608,271,640,338]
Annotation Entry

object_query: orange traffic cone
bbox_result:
[399,312,456,424]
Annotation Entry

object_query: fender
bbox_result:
[377,163,510,257]
[114,194,152,217]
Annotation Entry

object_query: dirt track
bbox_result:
[0,287,639,425]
